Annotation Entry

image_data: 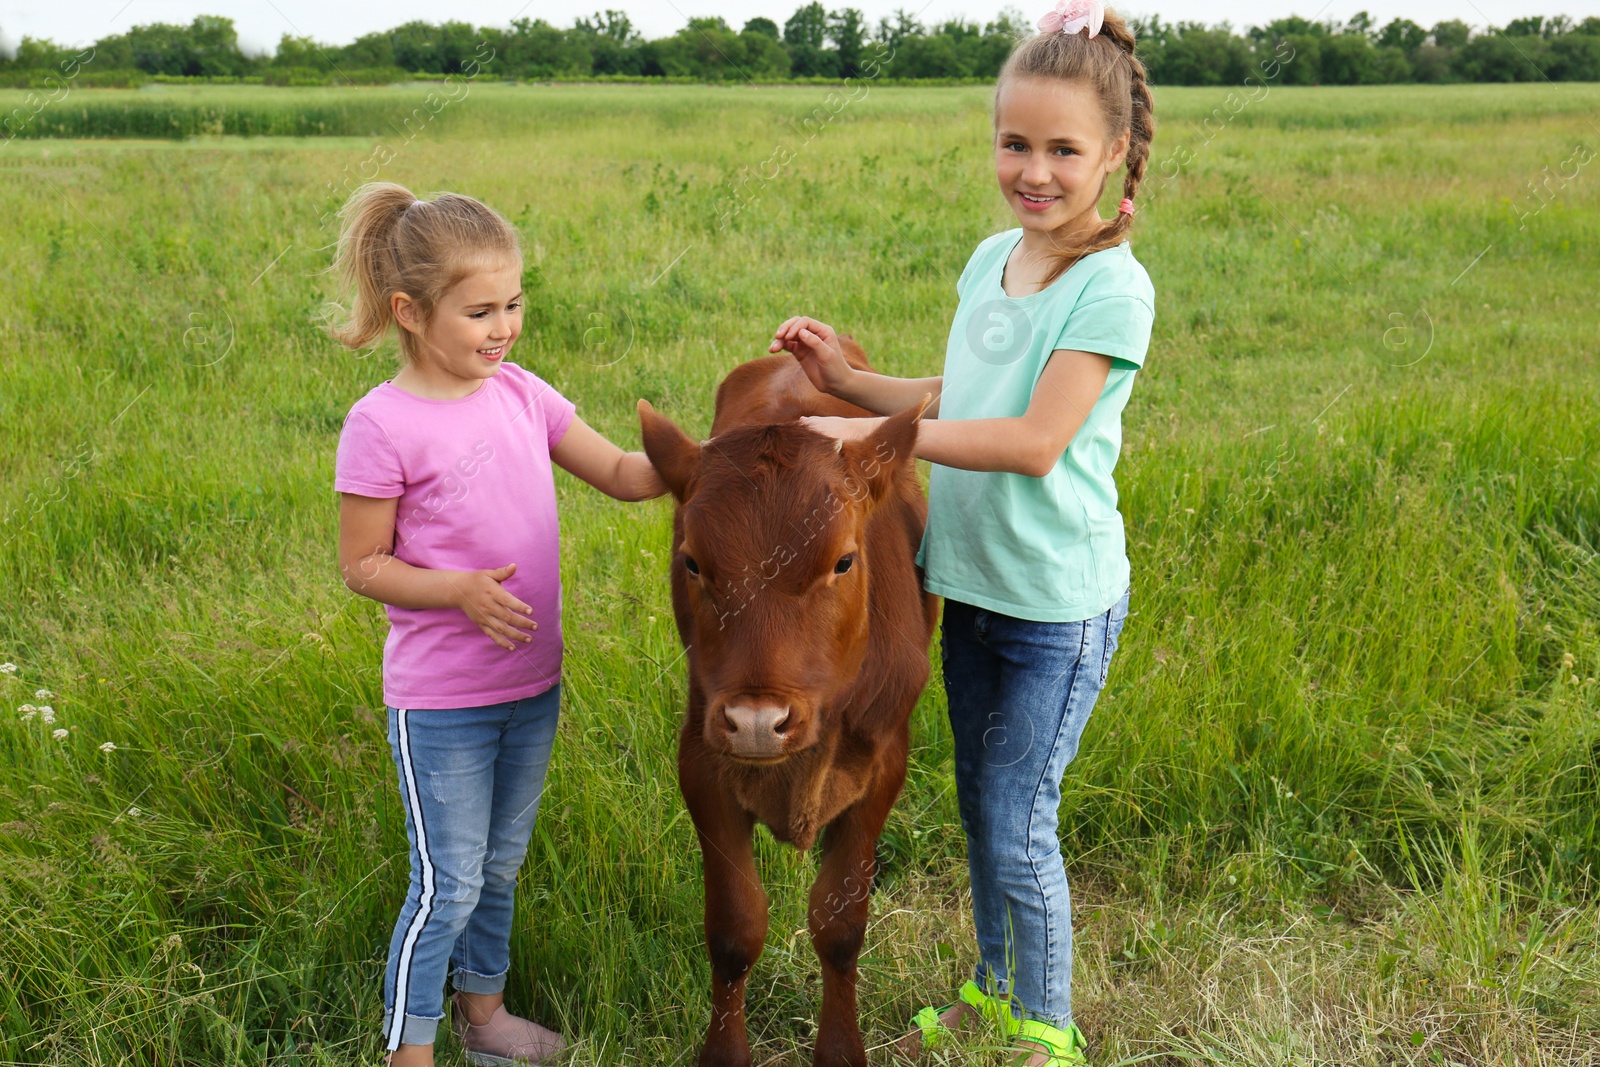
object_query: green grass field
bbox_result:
[1,81,1598,1065]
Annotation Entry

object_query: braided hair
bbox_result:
[995,7,1155,286]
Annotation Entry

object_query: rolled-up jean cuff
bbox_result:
[451,965,509,995]
[972,966,1013,999]
[966,966,1030,1023]
[381,1011,442,1047]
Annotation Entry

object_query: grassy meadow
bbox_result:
[1,80,1598,1065]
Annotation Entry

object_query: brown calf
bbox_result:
[638,337,939,1067]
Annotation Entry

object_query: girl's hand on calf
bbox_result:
[770,317,854,397]
[625,452,671,500]
[800,415,883,443]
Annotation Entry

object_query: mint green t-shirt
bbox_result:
[914,228,1155,622]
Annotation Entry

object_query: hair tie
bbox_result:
[1037,0,1104,37]
[1118,198,1135,216]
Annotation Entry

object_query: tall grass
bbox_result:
[3,81,1600,141]
[0,82,1596,1064]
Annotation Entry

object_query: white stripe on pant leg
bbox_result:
[388,708,436,1050]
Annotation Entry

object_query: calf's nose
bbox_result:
[721,702,791,759]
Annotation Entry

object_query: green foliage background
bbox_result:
[0,81,1597,1064]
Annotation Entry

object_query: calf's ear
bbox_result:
[840,393,930,508]
[638,399,701,503]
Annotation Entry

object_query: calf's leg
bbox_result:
[807,747,908,1067]
[683,762,767,1067]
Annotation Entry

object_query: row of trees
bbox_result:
[1138,14,1600,85]
[3,8,1598,85]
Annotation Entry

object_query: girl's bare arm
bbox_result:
[338,493,538,651]
[770,316,943,418]
[802,348,1113,478]
[549,416,669,502]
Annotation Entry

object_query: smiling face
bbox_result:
[994,76,1130,244]
[393,258,523,394]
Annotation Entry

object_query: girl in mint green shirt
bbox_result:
[769,4,1155,1063]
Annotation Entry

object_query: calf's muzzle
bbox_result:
[719,700,792,761]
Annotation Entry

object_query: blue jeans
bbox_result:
[380,685,561,1049]
[942,589,1129,1029]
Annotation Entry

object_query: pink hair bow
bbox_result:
[1037,0,1105,37]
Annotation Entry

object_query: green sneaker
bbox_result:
[1013,1018,1089,1066]
[910,979,1021,1051]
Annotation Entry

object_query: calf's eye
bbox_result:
[684,555,701,577]
[834,555,854,575]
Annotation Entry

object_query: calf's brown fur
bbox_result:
[638,337,939,1067]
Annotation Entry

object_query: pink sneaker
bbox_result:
[450,993,566,1066]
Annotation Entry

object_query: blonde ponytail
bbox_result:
[325,181,521,365]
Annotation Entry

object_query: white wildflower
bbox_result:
[0,663,16,675]
[35,688,53,700]
[19,703,35,713]
[99,741,117,753]
[20,709,36,721]
[127,806,142,818]
[52,728,68,741]
[39,706,55,724]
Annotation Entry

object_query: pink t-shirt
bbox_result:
[333,361,576,710]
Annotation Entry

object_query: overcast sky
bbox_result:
[2,1,1595,55]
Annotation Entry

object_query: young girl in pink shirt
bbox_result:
[328,181,665,1066]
